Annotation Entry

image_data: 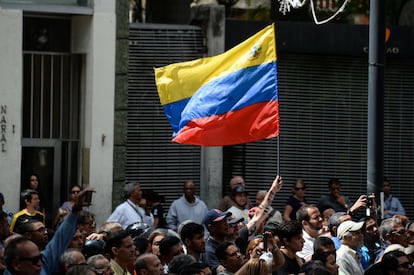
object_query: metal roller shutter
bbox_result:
[127,22,414,220]
[127,24,205,204]
[224,53,414,220]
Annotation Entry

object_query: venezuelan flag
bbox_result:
[154,24,279,146]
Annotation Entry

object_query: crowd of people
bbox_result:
[0,174,412,275]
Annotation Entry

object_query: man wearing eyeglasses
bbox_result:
[4,191,87,275]
[16,221,49,250]
[87,254,115,275]
[4,236,42,275]
[377,217,409,260]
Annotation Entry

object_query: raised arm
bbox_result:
[246,176,283,235]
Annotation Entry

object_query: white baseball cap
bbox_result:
[337,220,364,239]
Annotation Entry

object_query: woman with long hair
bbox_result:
[148,230,167,258]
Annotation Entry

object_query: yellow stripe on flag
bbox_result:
[155,24,276,105]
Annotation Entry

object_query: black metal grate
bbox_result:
[127,23,205,205]
[127,23,414,220]
[224,53,414,220]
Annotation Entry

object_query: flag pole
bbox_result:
[273,24,281,177]
[366,0,385,199]
[277,136,280,176]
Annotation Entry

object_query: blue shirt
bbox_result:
[4,212,78,275]
[383,195,405,219]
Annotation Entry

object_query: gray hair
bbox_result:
[59,248,85,269]
[87,254,107,268]
[124,182,140,198]
[379,217,402,242]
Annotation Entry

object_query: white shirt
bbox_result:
[296,229,314,260]
[336,244,364,275]
[107,199,154,229]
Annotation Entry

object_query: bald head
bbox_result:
[134,253,163,275]
[255,190,267,206]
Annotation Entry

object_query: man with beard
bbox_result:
[296,204,323,261]
[105,229,137,275]
[215,241,245,275]
[336,220,365,275]
[180,222,206,263]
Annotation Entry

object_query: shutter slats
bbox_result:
[127,23,414,219]
[127,24,204,205]
[225,54,414,219]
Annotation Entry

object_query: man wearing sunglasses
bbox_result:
[378,217,410,260]
[4,236,42,275]
[4,190,88,275]
[87,254,115,275]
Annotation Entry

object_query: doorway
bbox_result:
[21,15,82,227]
[21,140,61,227]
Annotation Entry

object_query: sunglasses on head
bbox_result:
[18,255,42,265]
[392,229,406,236]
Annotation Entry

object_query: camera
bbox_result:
[366,194,375,216]
[366,194,375,207]
[366,195,372,208]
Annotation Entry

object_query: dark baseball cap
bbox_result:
[203,209,232,227]
[231,185,248,197]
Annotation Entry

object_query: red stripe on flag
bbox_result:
[173,101,279,146]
